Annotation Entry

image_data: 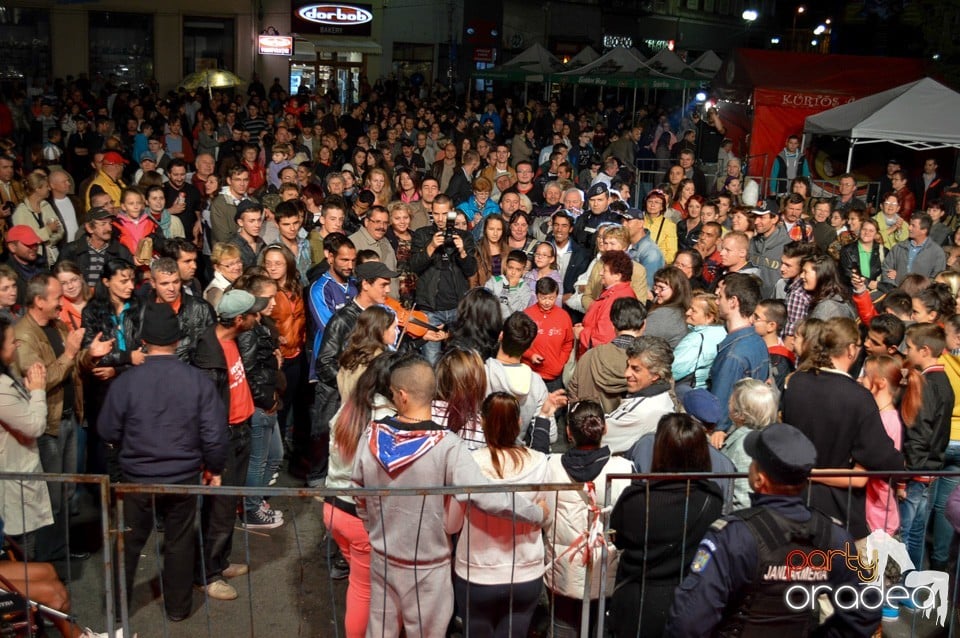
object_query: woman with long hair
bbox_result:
[472,213,509,287]
[259,245,307,453]
[645,266,693,348]
[610,413,724,637]
[543,400,633,636]
[14,170,64,263]
[911,282,956,325]
[523,241,562,296]
[364,167,392,207]
[801,254,855,321]
[672,292,727,388]
[53,261,90,332]
[79,258,144,474]
[730,207,755,239]
[447,287,503,360]
[337,305,398,400]
[233,273,285,528]
[386,201,417,303]
[323,352,399,638]
[669,177,696,221]
[433,346,487,450]
[393,168,421,204]
[451,392,554,638]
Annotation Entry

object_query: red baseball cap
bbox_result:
[102,151,129,165]
[6,225,42,246]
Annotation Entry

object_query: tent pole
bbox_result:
[846,140,855,173]
[632,87,637,123]
[524,82,528,104]
[800,133,806,154]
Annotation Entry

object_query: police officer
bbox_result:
[665,423,880,637]
[572,182,623,248]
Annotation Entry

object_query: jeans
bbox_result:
[422,308,458,365]
[931,443,960,564]
[899,479,934,568]
[35,415,78,563]
[244,409,283,513]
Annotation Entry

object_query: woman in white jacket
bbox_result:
[450,391,557,637]
[0,314,51,550]
[543,400,633,638]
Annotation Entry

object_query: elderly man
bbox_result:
[348,205,398,297]
[48,169,82,241]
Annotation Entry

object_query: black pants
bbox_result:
[454,574,542,638]
[121,475,200,618]
[197,422,251,583]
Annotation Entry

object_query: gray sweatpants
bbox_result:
[366,553,453,638]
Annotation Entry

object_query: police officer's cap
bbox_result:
[586,183,609,199]
[743,423,817,485]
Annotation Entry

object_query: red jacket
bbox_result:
[112,214,158,257]
[578,281,636,356]
[523,303,574,381]
[895,187,916,222]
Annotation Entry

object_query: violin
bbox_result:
[383,296,441,339]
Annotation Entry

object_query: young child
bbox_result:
[267,143,293,190]
[900,323,954,567]
[753,299,794,392]
[486,249,535,320]
[113,187,159,263]
[522,277,574,391]
[523,241,563,298]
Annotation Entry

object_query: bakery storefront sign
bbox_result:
[292,2,374,36]
[258,35,294,56]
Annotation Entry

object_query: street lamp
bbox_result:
[742,9,759,22]
[792,5,806,50]
[813,24,826,35]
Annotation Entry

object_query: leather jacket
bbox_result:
[839,240,883,286]
[238,319,281,411]
[315,300,362,387]
[192,324,229,410]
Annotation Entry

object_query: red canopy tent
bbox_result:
[712,49,926,188]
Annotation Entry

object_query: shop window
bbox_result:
[0,8,51,82]
[89,12,154,86]
[183,17,236,75]
[393,42,434,84]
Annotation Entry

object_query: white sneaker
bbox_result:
[81,629,138,638]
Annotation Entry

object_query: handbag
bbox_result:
[674,332,705,388]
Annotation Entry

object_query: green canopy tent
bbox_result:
[473,42,566,101]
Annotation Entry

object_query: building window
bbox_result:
[393,42,434,84]
[89,12,154,86]
[0,8,51,82]
[184,17,236,75]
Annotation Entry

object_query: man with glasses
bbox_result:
[348,205,398,298]
[830,173,864,216]
[502,160,543,206]
[890,169,917,222]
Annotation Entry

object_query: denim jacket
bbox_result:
[708,326,770,431]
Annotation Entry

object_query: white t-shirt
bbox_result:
[53,196,79,242]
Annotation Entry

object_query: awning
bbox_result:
[311,37,382,55]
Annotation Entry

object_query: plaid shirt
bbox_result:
[783,277,812,336]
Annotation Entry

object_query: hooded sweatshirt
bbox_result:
[451,447,550,584]
[568,335,632,414]
[485,358,557,442]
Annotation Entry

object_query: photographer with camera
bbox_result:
[693,105,726,194]
[409,194,478,364]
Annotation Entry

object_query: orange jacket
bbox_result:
[273,288,306,359]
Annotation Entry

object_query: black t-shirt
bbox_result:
[163,182,202,238]
[41,323,74,414]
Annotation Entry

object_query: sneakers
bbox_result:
[199,579,237,601]
[241,508,283,530]
[81,630,138,638]
[222,563,249,579]
[268,472,279,486]
[260,499,283,519]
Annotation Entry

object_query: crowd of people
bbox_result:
[0,70,959,636]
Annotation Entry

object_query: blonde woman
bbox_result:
[364,167,392,207]
[13,170,64,262]
[204,242,244,308]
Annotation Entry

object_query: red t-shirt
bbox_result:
[219,336,255,425]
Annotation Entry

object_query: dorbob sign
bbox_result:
[292,2,374,36]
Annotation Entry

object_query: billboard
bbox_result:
[258,35,294,56]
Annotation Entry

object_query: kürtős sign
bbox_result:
[292,2,374,36]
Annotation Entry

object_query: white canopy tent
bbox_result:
[566,46,600,69]
[689,50,722,76]
[803,77,960,171]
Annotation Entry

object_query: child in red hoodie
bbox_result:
[522,277,574,390]
[113,187,159,265]
[753,299,795,392]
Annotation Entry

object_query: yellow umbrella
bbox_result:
[179,69,245,96]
